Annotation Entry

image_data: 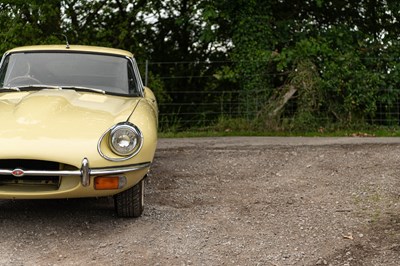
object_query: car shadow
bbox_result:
[0,197,116,220]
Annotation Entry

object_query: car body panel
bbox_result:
[0,167,150,199]
[0,45,158,201]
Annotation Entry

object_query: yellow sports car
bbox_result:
[0,45,158,217]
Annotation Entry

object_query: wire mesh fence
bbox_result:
[158,89,243,129]
[155,89,400,131]
[139,60,400,131]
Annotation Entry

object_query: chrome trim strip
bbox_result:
[89,162,150,175]
[97,122,144,162]
[0,52,8,70]
[81,158,90,187]
[0,160,151,187]
[0,169,81,176]
[127,56,145,97]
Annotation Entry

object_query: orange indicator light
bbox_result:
[94,176,122,190]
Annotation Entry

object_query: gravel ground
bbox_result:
[1,137,400,265]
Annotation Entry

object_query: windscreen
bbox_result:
[0,52,140,95]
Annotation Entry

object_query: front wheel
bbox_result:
[114,179,144,218]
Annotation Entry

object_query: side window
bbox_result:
[127,62,138,96]
[0,55,10,87]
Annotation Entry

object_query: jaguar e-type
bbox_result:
[0,45,158,218]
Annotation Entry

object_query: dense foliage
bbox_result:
[1,0,399,131]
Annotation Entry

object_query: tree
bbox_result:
[0,0,62,52]
[1,0,400,130]
[141,0,232,128]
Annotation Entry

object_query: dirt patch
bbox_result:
[1,137,400,265]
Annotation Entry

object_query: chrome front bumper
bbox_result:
[0,158,151,187]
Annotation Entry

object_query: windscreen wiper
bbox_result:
[61,86,106,94]
[2,85,107,95]
[16,85,63,90]
[2,85,63,91]
[1,86,21,91]
[2,84,106,94]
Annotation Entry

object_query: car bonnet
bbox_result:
[0,89,140,163]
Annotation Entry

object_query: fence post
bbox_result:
[246,90,250,121]
[145,59,149,86]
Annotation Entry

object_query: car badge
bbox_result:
[12,169,24,177]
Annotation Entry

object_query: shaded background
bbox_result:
[1,0,400,132]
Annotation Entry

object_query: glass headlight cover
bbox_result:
[109,123,143,156]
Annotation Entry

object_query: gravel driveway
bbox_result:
[1,137,400,265]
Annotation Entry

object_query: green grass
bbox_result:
[159,129,400,138]
[159,125,400,138]
[158,117,400,138]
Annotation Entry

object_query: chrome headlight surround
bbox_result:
[98,122,143,162]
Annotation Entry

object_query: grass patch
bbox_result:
[159,124,400,138]
[159,129,400,138]
[158,116,400,138]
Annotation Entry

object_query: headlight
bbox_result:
[109,123,143,156]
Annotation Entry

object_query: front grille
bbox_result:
[0,159,59,171]
[0,159,69,188]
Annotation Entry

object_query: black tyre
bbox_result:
[114,179,144,218]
